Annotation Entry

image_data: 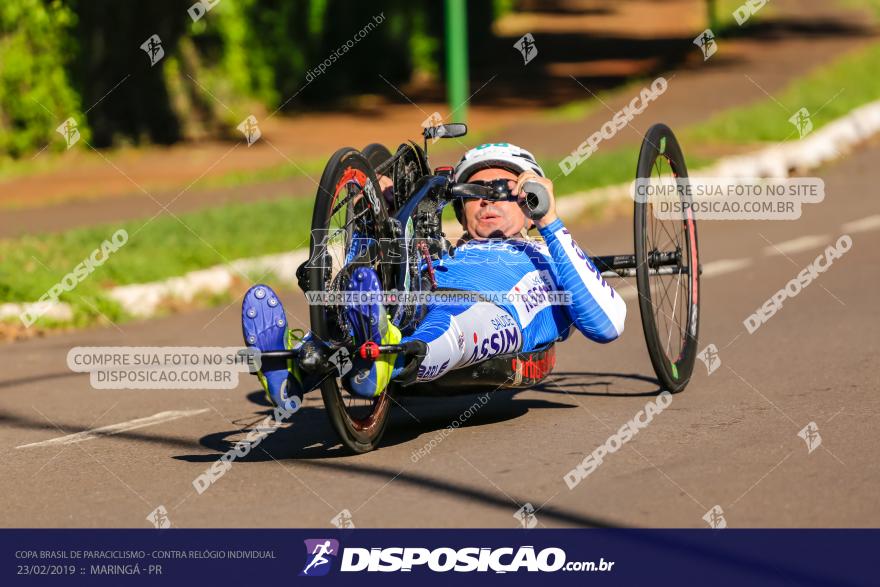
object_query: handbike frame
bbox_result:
[283,170,691,384]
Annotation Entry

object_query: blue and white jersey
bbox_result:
[429,218,626,351]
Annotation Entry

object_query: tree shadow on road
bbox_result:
[173,365,670,463]
[173,386,576,462]
[0,371,83,390]
[299,457,622,529]
[534,371,666,397]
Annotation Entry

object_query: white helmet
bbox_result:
[453,143,544,182]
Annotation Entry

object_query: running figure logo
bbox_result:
[140,34,165,67]
[789,108,813,138]
[146,505,172,529]
[702,505,727,529]
[327,347,353,377]
[237,115,262,146]
[798,421,822,453]
[693,29,717,60]
[421,112,446,144]
[300,539,339,577]
[697,343,721,375]
[55,117,80,149]
[514,503,538,528]
[330,508,356,529]
[514,33,538,65]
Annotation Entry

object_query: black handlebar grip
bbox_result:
[520,180,550,220]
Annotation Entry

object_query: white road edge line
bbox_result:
[616,257,755,300]
[616,258,753,299]
[702,257,753,277]
[842,214,880,234]
[16,408,210,449]
[763,235,830,256]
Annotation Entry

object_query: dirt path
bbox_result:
[0,0,874,238]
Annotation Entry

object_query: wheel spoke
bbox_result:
[664,269,683,358]
[644,153,691,364]
[314,159,394,446]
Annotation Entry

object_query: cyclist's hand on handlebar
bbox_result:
[513,171,558,229]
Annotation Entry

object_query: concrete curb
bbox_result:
[108,249,310,318]
[554,99,880,220]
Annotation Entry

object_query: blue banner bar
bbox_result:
[2,529,875,586]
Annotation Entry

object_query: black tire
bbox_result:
[634,124,700,392]
[361,143,393,172]
[391,142,429,210]
[308,147,395,453]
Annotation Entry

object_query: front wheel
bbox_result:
[308,147,395,453]
[634,124,700,392]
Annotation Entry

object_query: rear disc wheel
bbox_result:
[634,124,700,392]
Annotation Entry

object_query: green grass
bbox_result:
[541,78,654,123]
[712,0,775,32]
[11,14,880,331]
[547,42,880,197]
[199,158,326,190]
[839,0,880,20]
[544,146,714,197]
[7,140,711,330]
[0,139,712,330]
[0,155,60,182]
[0,156,326,211]
[687,41,880,144]
[1,196,315,326]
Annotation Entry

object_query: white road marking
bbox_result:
[842,214,880,234]
[702,257,752,277]
[615,257,752,299]
[763,235,830,256]
[16,409,209,449]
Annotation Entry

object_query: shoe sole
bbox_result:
[242,284,294,408]
[242,284,287,352]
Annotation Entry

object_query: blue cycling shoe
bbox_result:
[241,284,306,412]
[341,267,403,398]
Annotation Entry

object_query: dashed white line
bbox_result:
[646,211,880,287]
[702,257,752,277]
[614,258,752,299]
[841,214,880,234]
[763,235,830,256]
[16,409,210,449]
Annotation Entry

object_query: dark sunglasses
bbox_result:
[463,178,518,200]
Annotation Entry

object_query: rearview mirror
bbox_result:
[423,123,468,140]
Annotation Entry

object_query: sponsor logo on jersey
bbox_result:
[463,327,520,366]
[418,359,451,380]
[519,281,552,313]
[509,270,555,328]
[490,313,516,330]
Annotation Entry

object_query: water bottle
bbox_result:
[520,180,551,221]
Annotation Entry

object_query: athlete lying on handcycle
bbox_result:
[241,143,626,410]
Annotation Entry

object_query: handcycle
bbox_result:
[260,122,701,453]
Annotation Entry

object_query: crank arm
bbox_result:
[238,342,352,377]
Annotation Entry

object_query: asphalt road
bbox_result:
[2,141,878,529]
